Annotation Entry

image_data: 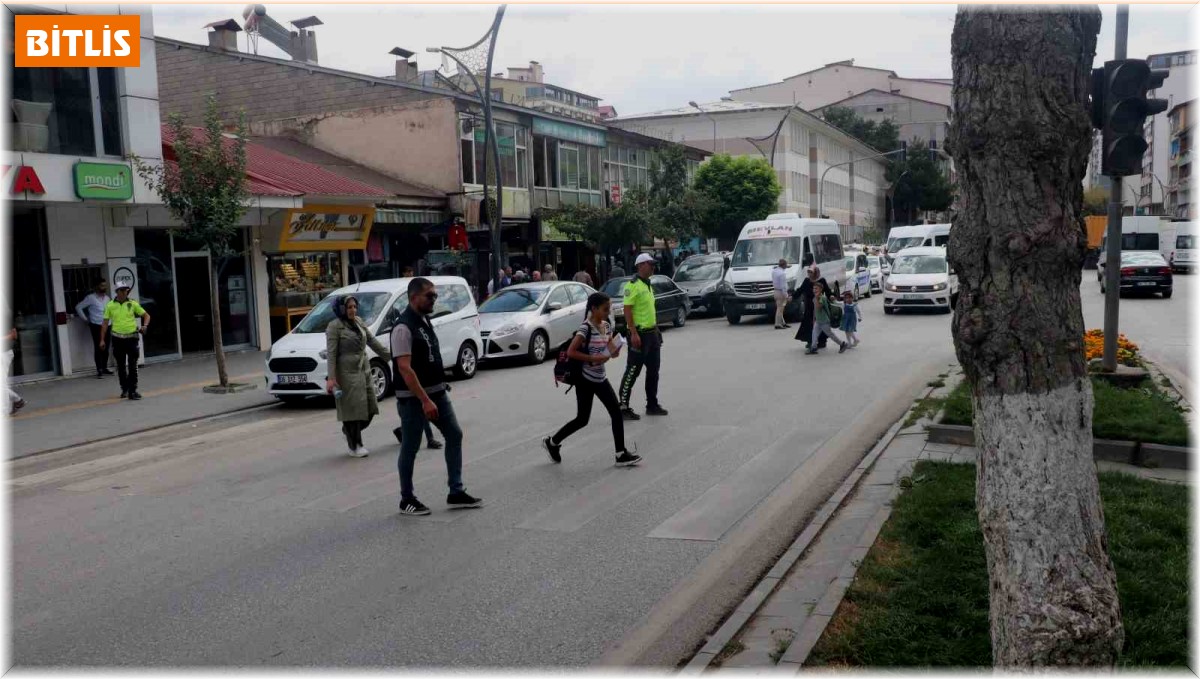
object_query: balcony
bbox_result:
[532,187,604,210]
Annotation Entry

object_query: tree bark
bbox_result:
[948,6,1123,667]
[210,258,229,388]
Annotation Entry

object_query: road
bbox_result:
[1081,269,1194,392]
[37,281,1150,666]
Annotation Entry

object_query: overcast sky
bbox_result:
[152,3,1196,115]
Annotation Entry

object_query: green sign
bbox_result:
[532,118,606,147]
[73,162,133,200]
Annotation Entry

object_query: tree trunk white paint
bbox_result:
[974,382,1122,665]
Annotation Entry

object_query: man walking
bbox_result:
[391,277,482,516]
[772,258,791,330]
[618,253,667,420]
[611,261,626,279]
[543,264,558,281]
[572,268,594,287]
[75,279,113,377]
[99,281,151,400]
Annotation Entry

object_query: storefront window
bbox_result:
[133,230,179,358]
[268,252,343,309]
[7,207,56,377]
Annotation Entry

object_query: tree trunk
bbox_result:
[210,258,229,388]
[948,7,1123,667]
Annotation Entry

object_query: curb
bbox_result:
[926,425,1192,470]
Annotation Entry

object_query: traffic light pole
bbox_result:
[1101,4,1129,373]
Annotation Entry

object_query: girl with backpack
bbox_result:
[544,292,642,467]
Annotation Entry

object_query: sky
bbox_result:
[152,3,1196,116]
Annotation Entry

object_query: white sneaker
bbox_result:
[348,446,369,458]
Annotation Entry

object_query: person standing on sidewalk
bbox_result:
[772,259,791,330]
[325,295,389,458]
[543,264,558,281]
[543,292,642,467]
[618,253,668,420]
[805,282,848,355]
[392,277,482,516]
[572,268,593,287]
[75,279,113,378]
[99,282,150,400]
[4,327,24,414]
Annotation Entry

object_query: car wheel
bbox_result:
[726,310,741,325]
[1162,289,1173,299]
[527,331,549,365]
[673,307,686,328]
[369,359,392,400]
[275,395,306,405]
[454,342,478,379]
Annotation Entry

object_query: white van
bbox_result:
[721,214,845,325]
[1170,222,1197,272]
[265,276,482,404]
[1097,216,1168,282]
[885,223,952,262]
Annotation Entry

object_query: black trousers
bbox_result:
[88,323,110,373]
[619,329,662,409]
[553,377,625,453]
[343,416,373,449]
[112,336,139,392]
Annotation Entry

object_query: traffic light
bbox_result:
[1092,58,1169,177]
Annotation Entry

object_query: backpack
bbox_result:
[553,321,594,392]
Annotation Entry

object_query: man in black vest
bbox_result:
[391,277,482,516]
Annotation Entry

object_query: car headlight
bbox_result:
[492,323,521,337]
[932,283,948,291]
[885,283,900,292]
[699,283,717,296]
[319,350,328,360]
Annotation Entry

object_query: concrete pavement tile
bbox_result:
[923,442,960,454]
[682,650,715,672]
[855,507,893,548]
[851,483,895,503]
[813,577,853,617]
[778,613,833,665]
[947,449,979,465]
[735,576,781,614]
[845,544,871,568]
[766,547,806,580]
[883,434,926,459]
[741,615,796,641]
[832,498,879,519]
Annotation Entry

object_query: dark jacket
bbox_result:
[396,306,445,391]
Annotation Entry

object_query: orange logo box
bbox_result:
[14,15,140,67]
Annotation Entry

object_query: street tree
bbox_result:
[692,154,781,245]
[133,94,249,390]
[889,138,954,224]
[647,144,713,243]
[542,189,653,268]
[948,6,1122,667]
[821,106,901,153]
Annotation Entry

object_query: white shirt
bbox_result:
[771,266,788,293]
[76,292,110,325]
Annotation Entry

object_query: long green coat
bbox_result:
[326,317,390,423]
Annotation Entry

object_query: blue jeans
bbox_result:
[396,389,464,501]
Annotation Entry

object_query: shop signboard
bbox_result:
[73,162,133,200]
[278,205,375,251]
[112,266,136,290]
[532,118,606,147]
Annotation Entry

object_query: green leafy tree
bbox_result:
[692,154,781,245]
[821,105,901,153]
[890,138,954,224]
[647,144,713,243]
[1083,186,1109,216]
[132,94,249,389]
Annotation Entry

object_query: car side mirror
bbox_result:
[547,302,563,312]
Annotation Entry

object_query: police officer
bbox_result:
[618,253,668,420]
[99,280,151,400]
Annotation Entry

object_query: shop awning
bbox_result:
[374,208,446,225]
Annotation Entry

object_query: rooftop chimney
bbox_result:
[529,60,543,83]
[205,19,242,52]
[390,47,417,82]
[289,16,322,64]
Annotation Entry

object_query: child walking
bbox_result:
[544,292,642,466]
[805,282,848,355]
[840,290,863,347]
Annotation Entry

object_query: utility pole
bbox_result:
[1101,5,1128,372]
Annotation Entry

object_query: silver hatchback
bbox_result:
[477,281,595,364]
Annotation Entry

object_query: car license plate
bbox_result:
[746,303,766,310]
[902,294,924,299]
[277,374,307,385]
[1137,281,1156,287]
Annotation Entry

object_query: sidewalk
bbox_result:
[8,350,276,459]
[688,373,1189,671]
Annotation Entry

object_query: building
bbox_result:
[612,100,888,241]
[155,24,707,293]
[729,59,952,149]
[1166,99,1194,219]
[489,61,605,124]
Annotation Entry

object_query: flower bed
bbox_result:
[1084,328,1142,367]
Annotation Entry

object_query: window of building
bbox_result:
[607,143,653,191]
[790,121,809,155]
[533,137,602,192]
[791,171,810,204]
[459,116,528,189]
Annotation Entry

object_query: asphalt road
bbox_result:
[1081,269,1194,391]
[11,294,957,667]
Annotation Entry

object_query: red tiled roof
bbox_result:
[161,126,393,199]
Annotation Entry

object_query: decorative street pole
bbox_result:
[428,5,507,294]
[746,103,802,168]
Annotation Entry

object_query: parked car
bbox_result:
[266,277,482,404]
[867,255,888,293]
[602,275,691,332]
[1100,251,1173,298]
[673,252,730,316]
[477,281,595,364]
[883,247,958,315]
[843,252,873,299]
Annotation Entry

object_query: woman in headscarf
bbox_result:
[325,295,390,457]
[793,255,833,350]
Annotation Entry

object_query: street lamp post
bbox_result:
[746,103,802,168]
[428,5,507,294]
[818,147,908,219]
[689,101,718,154]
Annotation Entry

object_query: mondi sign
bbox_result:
[74,162,134,200]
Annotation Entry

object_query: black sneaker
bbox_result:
[615,449,642,467]
[102,369,115,375]
[646,405,669,417]
[542,436,562,463]
[427,439,443,450]
[399,498,431,516]
[96,373,104,379]
[447,491,483,509]
[119,391,129,399]
[838,342,848,355]
[128,391,143,401]
[621,408,641,421]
